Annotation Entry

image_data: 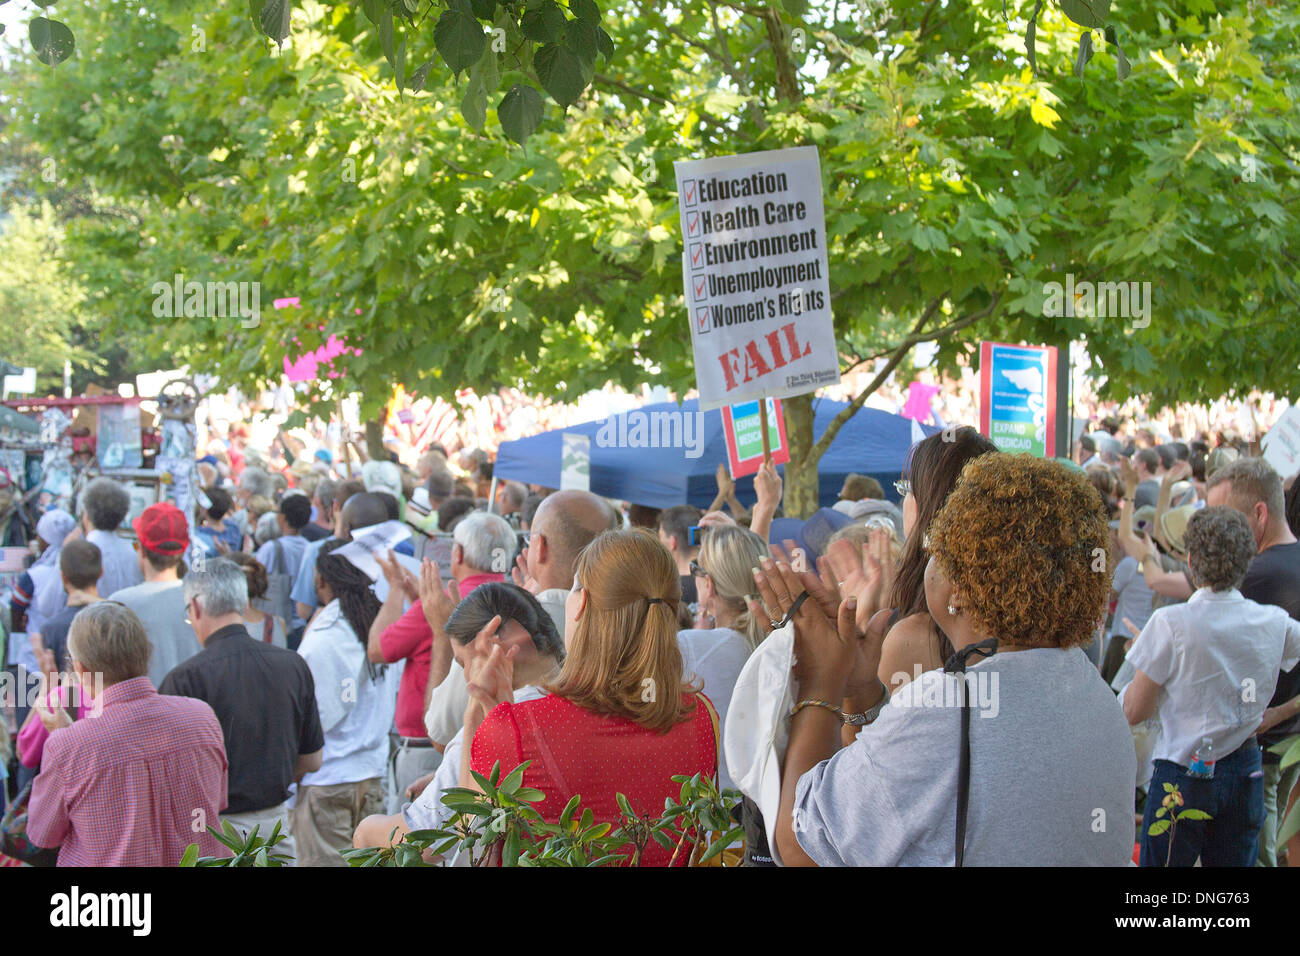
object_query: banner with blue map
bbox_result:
[978,342,1060,458]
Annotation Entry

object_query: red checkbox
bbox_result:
[689,243,703,269]
[693,275,708,300]
[686,212,700,237]
[683,179,697,206]
[696,306,711,333]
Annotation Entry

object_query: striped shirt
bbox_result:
[27,676,229,866]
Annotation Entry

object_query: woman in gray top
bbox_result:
[757,453,1136,866]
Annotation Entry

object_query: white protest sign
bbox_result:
[1262,404,1300,480]
[674,146,840,411]
[336,520,418,581]
[2,366,36,397]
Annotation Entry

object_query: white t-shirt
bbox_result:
[677,627,752,791]
[298,600,398,787]
[424,659,470,747]
[1123,587,1300,766]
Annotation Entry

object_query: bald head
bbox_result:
[528,490,619,591]
[337,492,389,540]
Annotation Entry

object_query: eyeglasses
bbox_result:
[689,559,708,578]
[895,478,912,498]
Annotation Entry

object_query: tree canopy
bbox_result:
[7,0,1298,510]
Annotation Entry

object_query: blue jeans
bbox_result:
[1140,739,1264,867]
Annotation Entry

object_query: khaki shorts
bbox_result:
[291,778,384,867]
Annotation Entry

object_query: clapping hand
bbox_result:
[715,463,735,498]
[418,558,460,635]
[511,548,539,594]
[463,615,516,723]
[1118,457,1140,498]
[376,549,419,602]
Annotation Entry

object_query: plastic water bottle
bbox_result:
[1187,736,1216,779]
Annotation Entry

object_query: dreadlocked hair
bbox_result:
[317,539,382,651]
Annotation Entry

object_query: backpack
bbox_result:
[253,538,295,635]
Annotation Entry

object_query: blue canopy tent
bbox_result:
[493,398,941,510]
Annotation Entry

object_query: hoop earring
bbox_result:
[947,604,959,617]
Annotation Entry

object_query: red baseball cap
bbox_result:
[133,502,190,555]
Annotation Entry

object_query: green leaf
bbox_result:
[696,837,728,862]
[1280,736,1300,770]
[535,42,587,107]
[434,2,487,75]
[1146,818,1171,836]
[498,84,544,145]
[499,762,527,795]
[569,0,599,22]
[514,787,546,802]
[521,1,566,43]
[1278,801,1300,847]
[395,35,406,92]
[1059,0,1110,29]
[1177,809,1212,821]
[560,794,582,827]
[1162,783,1176,793]
[256,0,292,44]
[615,792,635,818]
[409,58,436,93]
[461,71,488,130]
[1155,806,1167,818]
[1024,2,1041,75]
[503,828,521,866]
[1105,25,1130,80]
[565,18,599,75]
[782,0,809,16]
[595,26,614,65]
[379,9,395,70]
[1074,30,1094,78]
[361,0,384,25]
[471,0,497,18]
[179,844,200,867]
[29,16,74,65]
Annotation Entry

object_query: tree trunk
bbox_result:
[364,408,388,461]
[782,392,819,518]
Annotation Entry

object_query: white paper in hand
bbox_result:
[335,520,418,581]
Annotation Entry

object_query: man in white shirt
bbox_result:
[293,541,398,866]
[78,477,143,598]
[1123,506,1300,867]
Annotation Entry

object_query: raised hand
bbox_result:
[715,463,735,497]
[376,549,419,602]
[418,557,460,635]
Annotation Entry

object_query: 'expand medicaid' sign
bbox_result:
[978,342,1060,457]
[674,146,840,411]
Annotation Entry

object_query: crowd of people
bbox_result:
[2,403,1299,869]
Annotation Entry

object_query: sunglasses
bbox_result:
[895,478,912,498]
[689,559,708,578]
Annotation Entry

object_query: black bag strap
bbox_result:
[272,538,285,575]
[942,637,998,868]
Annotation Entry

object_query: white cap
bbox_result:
[723,622,797,866]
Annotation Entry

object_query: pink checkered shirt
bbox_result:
[27,676,229,866]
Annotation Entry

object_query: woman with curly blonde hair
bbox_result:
[762,453,1136,866]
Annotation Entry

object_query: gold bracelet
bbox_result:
[790,699,843,720]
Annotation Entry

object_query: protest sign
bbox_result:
[978,342,1060,457]
[722,398,789,478]
[1262,404,1300,479]
[674,146,839,410]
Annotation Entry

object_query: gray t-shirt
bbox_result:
[108,580,202,688]
[1110,555,1156,638]
[793,647,1135,866]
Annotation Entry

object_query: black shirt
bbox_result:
[300,523,330,542]
[160,623,325,812]
[1240,541,1300,761]
[36,604,84,673]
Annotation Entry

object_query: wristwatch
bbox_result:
[842,681,890,726]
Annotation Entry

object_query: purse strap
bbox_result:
[262,613,274,644]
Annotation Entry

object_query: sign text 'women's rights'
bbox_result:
[674,147,840,411]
